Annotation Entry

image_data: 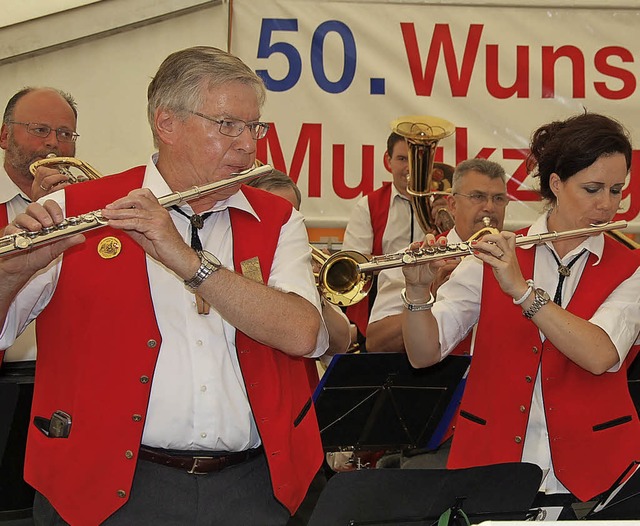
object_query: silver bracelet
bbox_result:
[513,279,535,305]
[401,288,435,312]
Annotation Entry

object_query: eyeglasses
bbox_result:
[453,192,510,207]
[190,111,269,140]
[8,121,79,143]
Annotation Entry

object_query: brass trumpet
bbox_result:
[0,164,273,257]
[318,221,628,286]
[30,154,102,183]
[311,245,372,307]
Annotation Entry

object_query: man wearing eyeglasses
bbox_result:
[367,158,509,354]
[0,87,78,361]
[0,47,328,525]
[1,87,79,208]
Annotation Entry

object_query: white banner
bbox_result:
[231,0,640,233]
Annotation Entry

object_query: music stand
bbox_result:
[308,462,543,526]
[313,353,469,451]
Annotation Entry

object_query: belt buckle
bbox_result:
[188,456,214,475]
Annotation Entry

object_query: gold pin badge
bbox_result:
[240,257,263,284]
[97,236,122,259]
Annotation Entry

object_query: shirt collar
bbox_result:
[144,154,260,220]
[0,166,30,205]
[525,213,604,264]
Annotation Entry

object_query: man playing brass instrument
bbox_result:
[1,87,80,208]
[366,158,509,354]
[0,47,328,525]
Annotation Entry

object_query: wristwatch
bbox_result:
[184,250,223,290]
[522,288,550,319]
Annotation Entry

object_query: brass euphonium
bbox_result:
[30,154,102,183]
[391,115,456,235]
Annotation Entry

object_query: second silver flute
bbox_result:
[357,220,628,273]
[0,164,273,258]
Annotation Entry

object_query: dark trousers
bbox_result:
[34,454,291,526]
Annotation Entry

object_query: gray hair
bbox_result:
[147,46,266,146]
[452,158,506,192]
[247,169,302,209]
[3,87,77,123]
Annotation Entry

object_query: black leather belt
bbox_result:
[138,446,263,474]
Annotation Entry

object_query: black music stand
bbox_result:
[308,462,543,526]
[313,353,470,452]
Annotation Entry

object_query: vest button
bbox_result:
[140,375,150,384]
[147,339,157,348]
[525,376,532,383]
[519,405,526,413]
[514,436,522,443]
[532,346,539,354]
[117,489,127,498]
[125,450,134,459]
[132,414,142,422]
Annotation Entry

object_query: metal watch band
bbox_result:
[401,288,435,312]
[523,288,550,319]
[184,250,222,290]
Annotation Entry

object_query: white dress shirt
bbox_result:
[0,168,36,362]
[342,184,423,254]
[432,213,640,493]
[0,155,329,451]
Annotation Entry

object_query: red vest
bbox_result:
[0,202,7,229]
[0,203,7,361]
[28,168,322,524]
[345,183,393,336]
[448,235,640,501]
[367,182,393,256]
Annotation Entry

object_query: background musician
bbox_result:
[0,46,328,525]
[401,112,640,515]
[341,131,432,344]
[366,158,509,354]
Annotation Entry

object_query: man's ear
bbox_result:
[446,193,456,215]
[155,108,177,145]
[383,151,392,173]
[0,123,9,150]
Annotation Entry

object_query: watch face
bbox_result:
[537,289,550,302]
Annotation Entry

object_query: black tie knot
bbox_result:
[172,206,214,252]
[547,247,587,305]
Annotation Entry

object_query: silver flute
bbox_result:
[356,220,629,273]
[0,164,273,258]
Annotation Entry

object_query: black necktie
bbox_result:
[171,206,213,251]
[547,247,587,305]
[409,205,415,244]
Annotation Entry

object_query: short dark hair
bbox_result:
[526,112,632,203]
[3,87,78,124]
[386,132,405,157]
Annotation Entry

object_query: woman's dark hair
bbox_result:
[526,113,632,202]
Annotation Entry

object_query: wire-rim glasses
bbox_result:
[8,121,79,143]
[453,192,510,207]
[190,111,269,140]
